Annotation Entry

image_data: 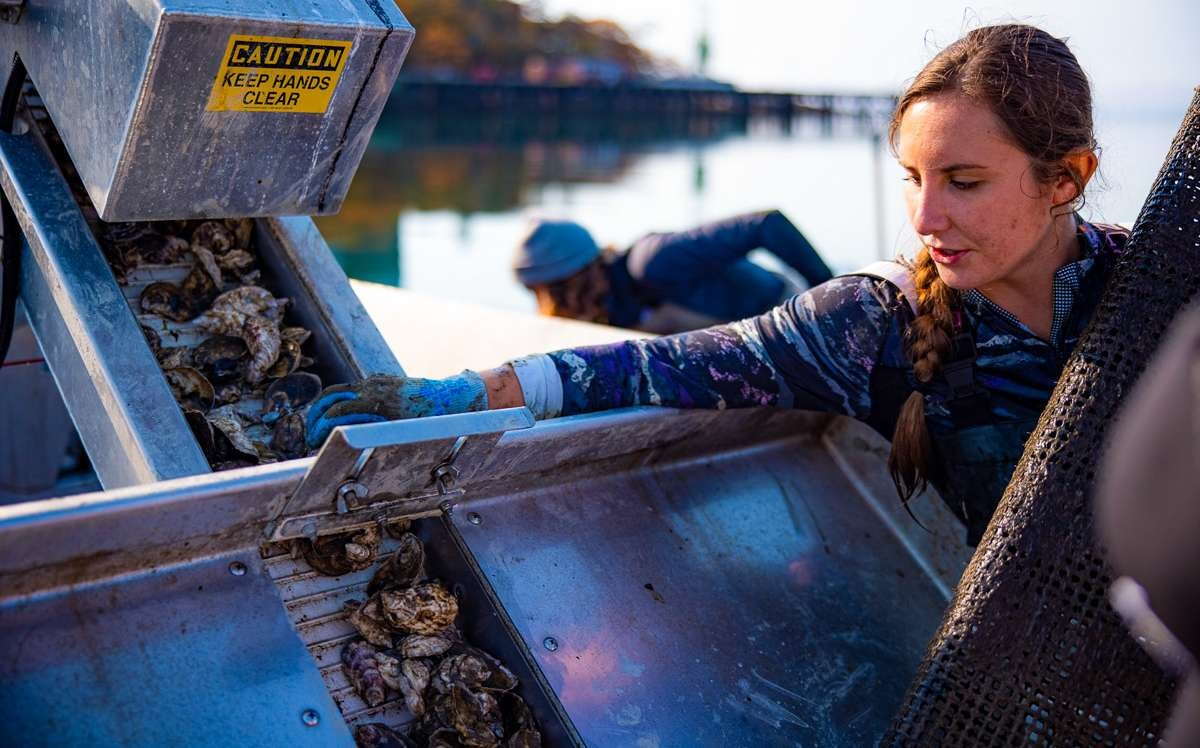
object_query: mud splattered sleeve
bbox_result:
[548,275,908,419]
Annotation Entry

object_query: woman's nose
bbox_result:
[910,186,951,237]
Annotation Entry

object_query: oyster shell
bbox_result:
[432,648,517,695]
[281,326,312,344]
[374,650,405,691]
[428,728,465,748]
[179,256,220,310]
[156,346,193,370]
[215,383,242,405]
[447,683,504,748]
[379,582,459,635]
[353,723,417,748]
[346,596,394,648]
[192,220,235,255]
[223,218,253,249]
[192,335,247,381]
[164,367,215,412]
[298,525,381,577]
[141,325,161,355]
[341,640,387,708]
[368,532,425,594]
[266,339,303,378]
[216,249,256,275]
[242,315,282,385]
[207,286,288,323]
[384,518,413,539]
[208,406,259,461]
[398,634,453,659]
[140,282,194,322]
[263,372,322,424]
[270,411,307,460]
[505,728,541,748]
[399,657,433,717]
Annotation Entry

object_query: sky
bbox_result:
[529,0,1198,115]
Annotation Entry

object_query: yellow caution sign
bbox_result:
[207,35,353,113]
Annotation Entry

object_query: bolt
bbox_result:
[543,636,559,652]
[337,480,369,510]
[301,709,320,727]
[467,512,483,525]
[228,561,247,577]
[439,500,454,516]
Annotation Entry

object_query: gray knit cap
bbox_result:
[511,219,600,286]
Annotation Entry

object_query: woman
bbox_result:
[307,24,1127,545]
[511,211,833,334]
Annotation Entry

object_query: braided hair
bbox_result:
[885,24,1097,502]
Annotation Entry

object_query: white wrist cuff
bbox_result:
[510,354,563,420]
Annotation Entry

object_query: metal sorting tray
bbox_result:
[0,405,972,746]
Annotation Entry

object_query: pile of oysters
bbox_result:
[297,523,542,747]
[102,218,322,468]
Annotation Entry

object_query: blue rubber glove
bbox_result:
[305,372,488,448]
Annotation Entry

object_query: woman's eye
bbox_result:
[901,175,920,185]
[950,180,979,191]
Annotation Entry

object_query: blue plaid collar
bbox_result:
[963,218,1110,347]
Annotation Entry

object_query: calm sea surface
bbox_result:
[317,105,1184,316]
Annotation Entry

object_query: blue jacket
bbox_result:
[604,210,833,328]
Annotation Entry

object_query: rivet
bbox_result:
[228,561,247,576]
[439,500,454,515]
[467,512,483,525]
[301,708,320,727]
[543,636,559,652]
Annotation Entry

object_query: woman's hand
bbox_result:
[305,372,488,448]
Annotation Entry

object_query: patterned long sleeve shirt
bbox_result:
[544,220,1128,441]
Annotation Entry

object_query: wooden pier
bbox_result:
[391,78,897,123]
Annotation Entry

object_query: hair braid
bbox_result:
[889,246,959,502]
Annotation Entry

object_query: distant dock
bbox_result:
[391,78,898,124]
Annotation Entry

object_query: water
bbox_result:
[316,105,1184,316]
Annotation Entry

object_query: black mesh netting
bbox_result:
[884,88,1200,746]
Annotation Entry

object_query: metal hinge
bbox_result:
[264,407,533,543]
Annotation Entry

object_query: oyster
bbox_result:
[242,315,282,385]
[156,346,193,370]
[346,596,395,648]
[399,657,433,717]
[341,640,387,708]
[118,230,189,266]
[215,383,242,405]
[263,372,322,424]
[500,693,540,748]
[375,650,405,691]
[428,728,465,748]
[141,325,161,355]
[207,286,288,322]
[384,518,413,539]
[298,524,381,577]
[164,367,215,412]
[432,649,517,695]
[192,220,235,255]
[368,532,425,594]
[208,406,259,461]
[217,249,256,275]
[192,335,247,381]
[223,218,253,249]
[140,282,194,322]
[398,634,453,659]
[281,326,312,344]
[353,723,417,748]
[270,411,307,460]
[378,583,459,635]
[191,245,223,288]
[266,339,303,378]
[506,729,541,748]
[448,683,504,748]
[179,255,221,310]
[184,408,215,456]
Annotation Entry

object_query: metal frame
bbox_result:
[0,128,211,487]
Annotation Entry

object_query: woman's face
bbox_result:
[896,92,1075,291]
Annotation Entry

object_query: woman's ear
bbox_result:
[1055,149,1099,205]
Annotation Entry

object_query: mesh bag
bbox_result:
[884,88,1200,746]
